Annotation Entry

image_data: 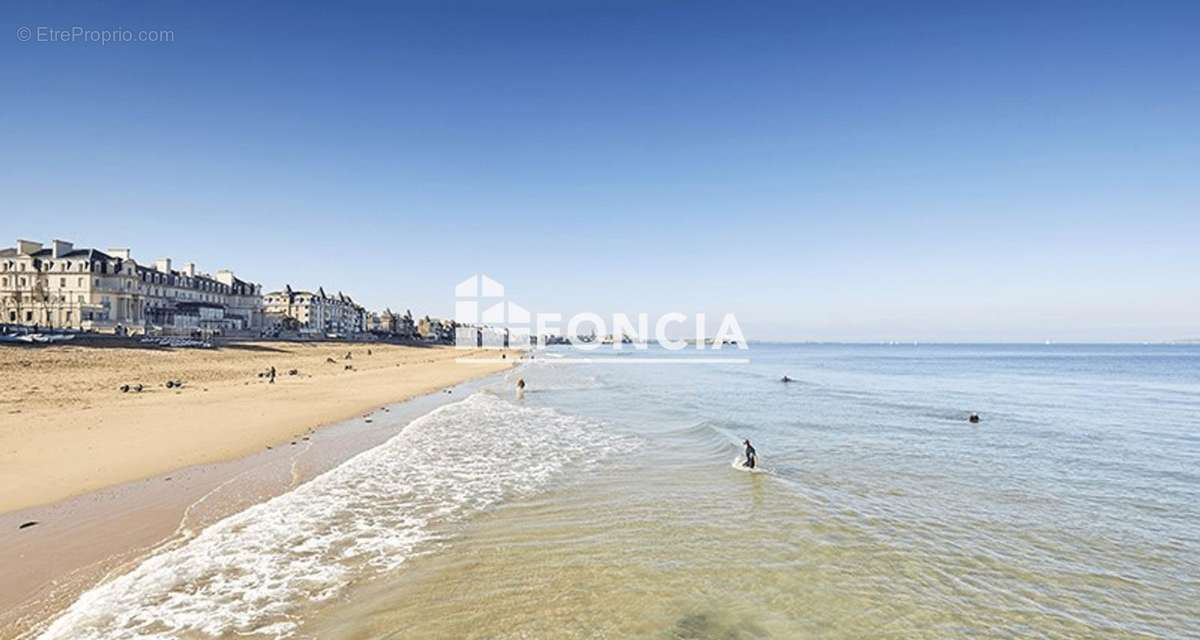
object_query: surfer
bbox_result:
[780,375,793,383]
[742,439,757,469]
[516,378,526,400]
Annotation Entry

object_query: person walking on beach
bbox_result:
[516,378,526,400]
[269,366,276,384]
[742,439,757,469]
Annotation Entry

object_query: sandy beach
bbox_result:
[0,341,511,514]
[0,340,514,638]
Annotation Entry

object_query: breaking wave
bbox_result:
[39,393,635,639]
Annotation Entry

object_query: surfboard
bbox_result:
[731,456,767,474]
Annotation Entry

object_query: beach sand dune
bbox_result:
[0,341,510,514]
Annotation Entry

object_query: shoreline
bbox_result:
[0,363,516,640]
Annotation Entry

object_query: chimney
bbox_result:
[16,240,42,255]
[215,270,235,286]
[154,258,172,273]
[51,239,74,258]
[184,262,196,277]
[108,248,131,260]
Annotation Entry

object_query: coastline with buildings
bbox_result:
[6,3,1197,638]
[0,237,509,638]
[1,238,456,345]
[1,239,261,338]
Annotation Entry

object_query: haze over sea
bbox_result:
[41,343,1200,639]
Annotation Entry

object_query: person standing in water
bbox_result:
[742,439,757,469]
[516,378,526,400]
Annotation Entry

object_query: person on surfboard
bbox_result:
[742,439,757,469]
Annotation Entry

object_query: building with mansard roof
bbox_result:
[1,238,262,335]
[367,308,416,338]
[263,285,366,336]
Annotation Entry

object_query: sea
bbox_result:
[36,343,1200,639]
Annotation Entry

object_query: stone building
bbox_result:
[0,239,262,335]
[263,285,366,336]
[417,316,456,343]
[367,308,416,338]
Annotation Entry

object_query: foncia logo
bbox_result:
[454,274,532,349]
[453,274,749,361]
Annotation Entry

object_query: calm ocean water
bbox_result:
[40,344,1200,639]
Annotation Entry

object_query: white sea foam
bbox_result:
[38,393,634,640]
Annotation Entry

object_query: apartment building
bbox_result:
[263,285,366,336]
[0,239,262,335]
[367,308,416,338]
[417,316,456,343]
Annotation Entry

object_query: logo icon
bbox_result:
[454,274,531,349]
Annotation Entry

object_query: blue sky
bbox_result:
[2,1,1197,341]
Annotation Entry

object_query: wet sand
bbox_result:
[0,371,511,640]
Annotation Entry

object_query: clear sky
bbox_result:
[3,1,1197,341]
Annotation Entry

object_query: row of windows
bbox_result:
[1,274,249,302]
[6,309,98,323]
[265,296,360,309]
[137,269,232,294]
[0,294,89,304]
[1,260,103,273]
[0,276,93,288]
[1,260,255,297]
[1,273,232,304]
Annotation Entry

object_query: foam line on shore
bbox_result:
[38,392,637,640]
